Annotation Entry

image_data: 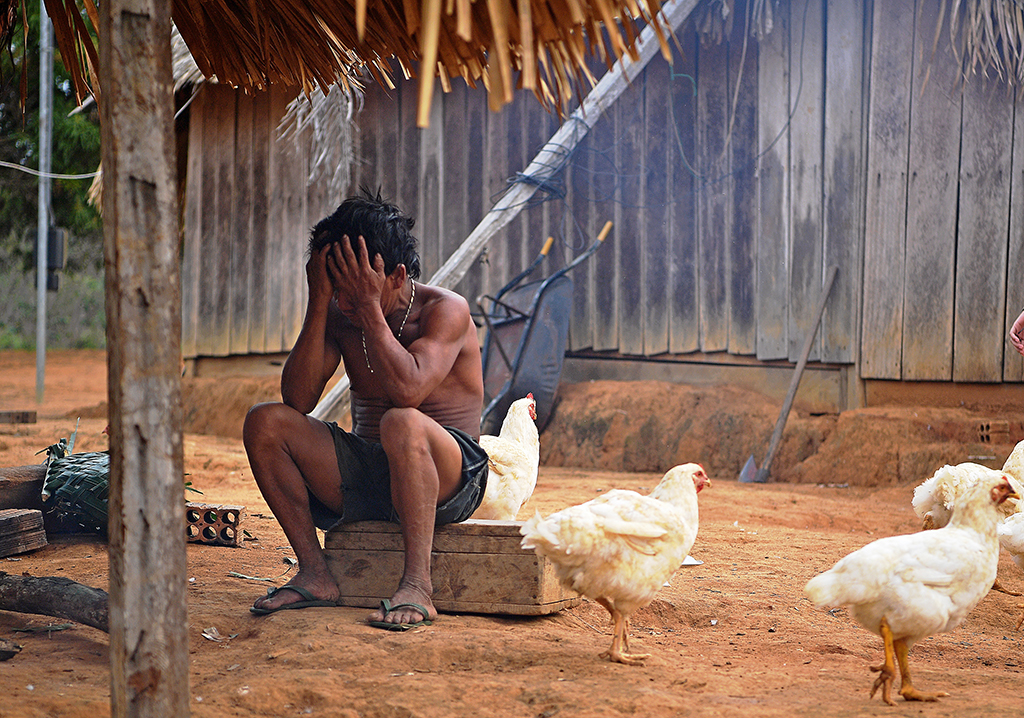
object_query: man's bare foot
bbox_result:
[251,570,341,613]
[367,583,437,626]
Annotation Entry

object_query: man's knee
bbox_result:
[379,408,431,453]
[243,402,295,450]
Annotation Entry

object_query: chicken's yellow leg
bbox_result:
[596,599,648,665]
[868,617,897,705]
[991,578,1022,596]
[895,638,948,702]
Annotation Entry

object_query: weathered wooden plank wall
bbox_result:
[755,1,789,362]
[729,8,758,357]
[902,0,958,380]
[1008,96,1024,383]
[860,0,1022,382]
[180,0,1023,386]
[861,0,912,379]
[181,83,317,359]
[669,31,700,355]
[821,0,866,364]
[788,0,824,363]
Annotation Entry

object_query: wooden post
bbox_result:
[99,0,189,714]
[312,0,701,421]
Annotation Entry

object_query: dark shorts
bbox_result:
[308,422,489,531]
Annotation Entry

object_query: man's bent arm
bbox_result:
[282,249,343,413]
[360,291,471,407]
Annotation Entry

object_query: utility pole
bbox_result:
[35,0,53,404]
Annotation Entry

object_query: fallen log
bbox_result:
[0,572,109,633]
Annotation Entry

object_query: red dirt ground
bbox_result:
[2,349,1024,718]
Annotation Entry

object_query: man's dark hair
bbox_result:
[310,187,421,280]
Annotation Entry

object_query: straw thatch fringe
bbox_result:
[699,0,1024,97]
[17,0,680,127]
[944,0,1024,96]
[278,83,358,202]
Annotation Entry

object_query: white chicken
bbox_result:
[806,469,1017,705]
[993,438,1024,623]
[519,463,709,664]
[1002,438,1024,487]
[472,394,540,521]
[996,513,1024,628]
[911,461,1022,529]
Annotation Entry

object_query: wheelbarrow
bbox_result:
[477,221,612,435]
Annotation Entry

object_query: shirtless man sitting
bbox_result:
[243,189,487,628]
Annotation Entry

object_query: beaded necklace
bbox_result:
[361,280,415,374]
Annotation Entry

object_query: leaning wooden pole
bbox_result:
[312,0,700,421]
[99,0,189,713]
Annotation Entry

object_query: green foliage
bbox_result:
[0,6,105,349]
[0,4,103,276]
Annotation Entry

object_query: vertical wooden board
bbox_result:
[418,83,444,279]
[180,85,206,359]
[822,0,867,364]
[482,97,509,301]
[229,93,254,355]
[198,83,235,356]
[953,78,1012,382]
[304,111,327,332]
[398,78,422,260]
[504,91,528,280]
[901,0,960,380]
[616,68,645,356]
[524,101,559,272]
[696,34,730,352]
[248,90,271,354]
[860,0,913,379]
[264,85,289,353]
[643,56,672,356]
[358,81,381,196]
[669,28,699,354]
[1007,94,1024,382]
[460,83,488,307]
[279,87,308,350]
[756,2,790,361]
[378,84,401,200]
[787,0,824,363]
[568,113,596,350]
[443,83,473,302]
[540,110,565,270]
[727,4,758,356]
[591,88,619,351]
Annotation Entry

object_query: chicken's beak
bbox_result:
[995,478,1020,504]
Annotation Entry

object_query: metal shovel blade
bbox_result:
[738,455,759,483]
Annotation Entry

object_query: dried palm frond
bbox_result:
[693,0,773,45]
[943,0,1024,95]
[277,83,359,203]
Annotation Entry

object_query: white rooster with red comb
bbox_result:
[472,394,540,521]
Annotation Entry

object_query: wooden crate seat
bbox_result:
[323,519,581,615]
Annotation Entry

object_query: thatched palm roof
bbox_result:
[26,0,680,127]
[4,0,1024,124]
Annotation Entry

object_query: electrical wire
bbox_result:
[0,159,98,180]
